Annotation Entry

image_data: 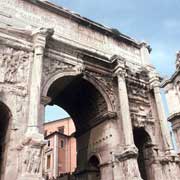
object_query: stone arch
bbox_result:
[0,101,12,179]
[42,71,114,112]
[133,128,153,180]
[42,71,111,178]
[45,74,109,130]
[88,153,102,165]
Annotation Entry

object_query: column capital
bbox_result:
[150,78,160,89]
[32,27,54,49]
[111,55,126,78]
[149,71,161,89]
[140,41,152,53]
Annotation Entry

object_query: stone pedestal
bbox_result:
[17,135,46,180]
[113,147,143,180]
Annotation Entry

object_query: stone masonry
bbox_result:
[0,0,179,180]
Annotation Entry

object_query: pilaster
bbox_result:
[18,28,54,180]
[26,28,54,137]
[113,57,135,148]
[113,56,142,180]
[149,70,174,154]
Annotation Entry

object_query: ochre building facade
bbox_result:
[0,0,180,180]
[44,118,76,178]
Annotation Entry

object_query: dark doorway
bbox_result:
[0,102,11,178]
[133,128,151,180]
[88,155,101,180]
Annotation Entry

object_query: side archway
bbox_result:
[88,155,101,180]
[133,128,152,180]
[0,101,12,179]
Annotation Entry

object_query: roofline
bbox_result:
[45,131,72,139]
[44,116,71,125]
[161,69,180,87]
[23,0,144,48]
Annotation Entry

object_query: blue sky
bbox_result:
[46,0,180,121]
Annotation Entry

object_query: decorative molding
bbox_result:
[115,146,138,161]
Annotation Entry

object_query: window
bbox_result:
[47,140,50,147]
[58,126,64,134]
[47,155,51,169]
[60,140,64,148]
[44,130,47,137]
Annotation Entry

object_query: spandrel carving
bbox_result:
[85,71,116,110]
[42,58,74,80]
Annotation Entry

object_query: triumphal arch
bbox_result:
[0,0,179,180]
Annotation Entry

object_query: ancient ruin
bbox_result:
[0,0,180,180]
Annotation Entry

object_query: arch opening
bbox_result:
[133,128,152,180]
[88,155,100,180]
[44,75,108,179]
[47,75,108,132]
[0,102,11,179]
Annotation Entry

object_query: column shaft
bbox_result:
[117,74,134,146]
[27,28,53,135]
[53,134,59,177]
[28,46,44,131]
[153,86,174,152]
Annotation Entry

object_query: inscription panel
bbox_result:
[0,0,142,64]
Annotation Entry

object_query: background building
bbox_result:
[162,51,180,154]
[44,118,77,178]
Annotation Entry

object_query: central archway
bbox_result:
[0,102,11,180]
[43,74,110,179]
[46,75,109,132]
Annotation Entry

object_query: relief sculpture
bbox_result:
[0,47,31,86]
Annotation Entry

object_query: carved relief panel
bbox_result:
[0,46,32,96]
[126,71,154,128]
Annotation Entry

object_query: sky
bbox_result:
[46,0,180,121]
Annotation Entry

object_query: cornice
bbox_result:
[0,27,33,51]
[161,70,180,88]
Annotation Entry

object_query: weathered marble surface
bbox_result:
[0,1,179,180]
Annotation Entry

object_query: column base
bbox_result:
[17,130,46,180]
[18,174,44,180]
[113,146,143,180]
